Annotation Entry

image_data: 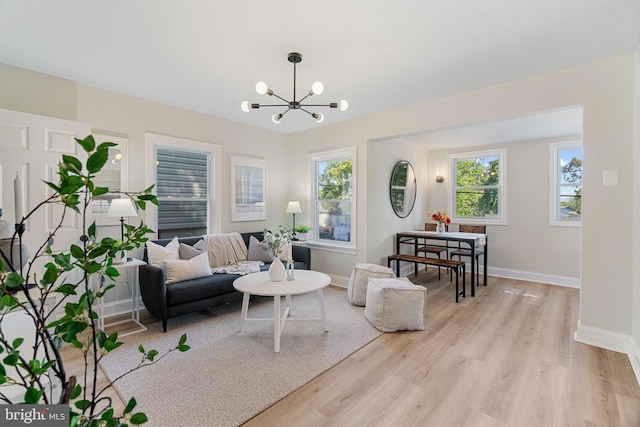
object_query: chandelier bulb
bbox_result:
[339,99,349,111]
[312,112,325,123]
[241,101,250,113]
[255,81,269,95]
[311,81,324,96]
[272,113,283,124]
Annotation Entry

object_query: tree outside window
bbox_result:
[450,149,505,223]
[550,141,582,226]
[310,147,356,247]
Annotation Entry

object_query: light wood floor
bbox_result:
[63,271,640,426]
[243,271,640,427]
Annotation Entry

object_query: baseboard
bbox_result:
[488,266,580,288]
[574,319,633,353]
[630,338,640,386]
[330,274,350,288]
[574,320,640,386]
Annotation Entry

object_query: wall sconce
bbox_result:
[435,172,444,183]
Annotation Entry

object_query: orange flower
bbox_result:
[427,211,451,224]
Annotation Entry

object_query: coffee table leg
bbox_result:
[316,289,328,332]
[274,295,281,353]
[239,292,250,331]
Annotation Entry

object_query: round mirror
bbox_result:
[390,160,417,218]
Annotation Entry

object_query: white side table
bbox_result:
[97,258,147,336]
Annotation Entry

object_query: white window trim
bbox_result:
[549,140,582,227]
[307,146,357,254]
[448,148,507,226]
[144,133,222,236]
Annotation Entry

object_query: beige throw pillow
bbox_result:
[147,237,179,269]
[164,252,212,284]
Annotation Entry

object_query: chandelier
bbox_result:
[241,52,348,124]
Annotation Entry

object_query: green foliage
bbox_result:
[454,157,500,217]
[318,160,352,201]
[293,224,312,233]
[0,135,189,426]
[561,156,582,215]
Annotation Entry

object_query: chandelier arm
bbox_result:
[298,107,316,117]
[298,93,311,103]
[268,92,290,104]
[252,103,291,108]
[299,103,337,107]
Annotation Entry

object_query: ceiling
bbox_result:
[0,1,638,135]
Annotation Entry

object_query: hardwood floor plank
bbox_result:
[59,271,640,426]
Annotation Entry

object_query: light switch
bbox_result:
[603,170,618,186]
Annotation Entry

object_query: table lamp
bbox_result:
[285,201,302,240]
[107,198,137,263]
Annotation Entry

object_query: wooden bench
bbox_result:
[387,254,466,302]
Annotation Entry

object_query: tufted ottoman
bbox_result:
[364,277,427,332]
[347,263,395,306]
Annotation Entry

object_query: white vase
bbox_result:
[269,256,286,282]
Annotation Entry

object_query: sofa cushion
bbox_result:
[165,273,240,306]
[147,236,179,268]
[247,235,274,263]
[165,252,212,284]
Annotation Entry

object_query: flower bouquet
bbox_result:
[427,211,451,233]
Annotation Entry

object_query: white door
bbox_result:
[0,108,92,280]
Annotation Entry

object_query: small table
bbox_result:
[97,258,147,336]
[233,270,331,353]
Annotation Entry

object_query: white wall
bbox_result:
[290,54,636,346]
[1,53,638,354]
[425,137,581,282]
[632,44,640,376]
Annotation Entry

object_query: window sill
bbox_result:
[304,241,357,255]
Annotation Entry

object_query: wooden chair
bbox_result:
[449,224,486,286]
[416,223,449,279]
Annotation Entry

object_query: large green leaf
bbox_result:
[87,149,108,173]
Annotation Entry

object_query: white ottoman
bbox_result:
[364,277,427,332]
[347,263,395,306]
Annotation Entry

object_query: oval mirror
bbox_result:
[390,160,417,218]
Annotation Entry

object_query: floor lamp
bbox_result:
[107,198,138,263]
[286,201,302,240]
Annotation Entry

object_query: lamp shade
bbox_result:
[107,198,138,218]
[285,201,302,214]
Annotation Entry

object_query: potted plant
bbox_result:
[293,225,313,241]
[0,135,189,426]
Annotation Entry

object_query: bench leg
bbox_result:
[455,267,459,303]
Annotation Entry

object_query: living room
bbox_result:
[1,1,639,425]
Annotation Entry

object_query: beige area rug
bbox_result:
[99,286,381,426]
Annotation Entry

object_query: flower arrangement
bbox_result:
[428,211,451,225]
[261,225,292,255]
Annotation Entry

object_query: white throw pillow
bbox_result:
[146,237,179,269]
[247,235,274,263]
[164,252,212,284]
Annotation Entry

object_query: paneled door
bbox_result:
[0,108,92,283]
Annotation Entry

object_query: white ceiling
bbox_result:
[0,1,638,135]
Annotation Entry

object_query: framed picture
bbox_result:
[231,156,266,222]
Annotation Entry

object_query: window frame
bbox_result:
[549,140,582,227]
[145,133,221,237]
[448,148,507,225]
[307,147,357,254]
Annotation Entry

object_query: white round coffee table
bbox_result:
[233,270,331,353]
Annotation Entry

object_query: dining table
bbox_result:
[395,230,488,296]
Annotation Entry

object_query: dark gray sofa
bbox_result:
[139,231,311,332]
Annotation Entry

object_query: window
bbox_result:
[145,133,221,238]
[309,147,356,251]
[550,140,582,226]
[449,149,506,224]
